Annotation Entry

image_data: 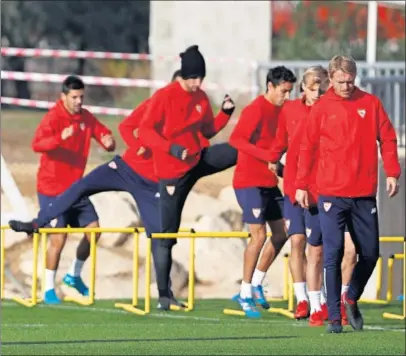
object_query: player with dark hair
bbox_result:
[8,71,187,308]
[137,45,238,310]
[25,75,115,303]
[228,66,296,318]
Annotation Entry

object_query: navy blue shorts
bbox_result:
[235,186,284,224]
[284,196,322,246]
[37,193,98,228]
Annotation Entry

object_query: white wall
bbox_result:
[149,1,270,103]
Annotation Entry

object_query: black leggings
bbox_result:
[154,143,237,297]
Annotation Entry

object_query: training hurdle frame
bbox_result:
[148,231,296,319]
[359,237,405,306]
[0,225,136,307]
[1,225,404,319]
[382,238,406,320]
[114,228,193,315]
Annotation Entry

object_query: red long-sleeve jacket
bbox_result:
[229,95,281,188]
[118,98,158,182]
[32,100,113,196]
[269,97,316,203]
[138,82,231,179]
[295,87,401,198]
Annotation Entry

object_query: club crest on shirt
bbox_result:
[323,202,332,212]
[108,161,117,169]
[80,122,86,131]
[196,104,201,113]
[252,208,261,219]
[166,185,175,196]
[357,109,366,118]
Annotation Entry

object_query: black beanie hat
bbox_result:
[180,45,206,79]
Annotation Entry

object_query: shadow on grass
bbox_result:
[3,335,296,346]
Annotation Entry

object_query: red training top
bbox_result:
[269,97,320,204]
[229,95,281,188]
[119,98,158,182]
[32,100,113,196]
[138,81,231,179]
[295,87,401,198]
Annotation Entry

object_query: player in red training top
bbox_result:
[295,56,401,333]
[9,71,188,309]
[10,76,115,304]
[228,66,296,318]
[138,45,238,310]
[269,66,356,326]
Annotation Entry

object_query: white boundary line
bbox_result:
[2,302,404,332]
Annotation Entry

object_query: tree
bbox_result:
[1,1,51,98]
[272,1,405,61]
[1,1,150,99]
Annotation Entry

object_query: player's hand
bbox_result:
[295,189,309,209]
[386,177,399,198]
[136,146,146,156]
[169,144,188,161]
[268,162,277,172]
[61,125,74,140]
[221,94,235,116]
[133,128,139,139]
[101,134,115,151]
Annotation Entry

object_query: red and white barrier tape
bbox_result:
[1,70,253,93]
[1,70,166,89]
[1,47,256,65]
[1,97,132,116]
[1,96,239,124]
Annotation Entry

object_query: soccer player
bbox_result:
[29,75,115,303]
[269,66,356,326]
[137,45,238,310]
[295,55,401,333]
[9,70,187,308]
[228,66,296,318]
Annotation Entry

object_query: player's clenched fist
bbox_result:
[61,125,74,140]
[221,94,235,116]
[101,133,116,151]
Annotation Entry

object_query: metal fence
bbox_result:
[254,61,406,147]
[360,75,405,148]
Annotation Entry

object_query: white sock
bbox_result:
[69,259,85,277]
[308,291,322,313]
[341,285,349,296]
[45,269,56,292]
[293,282,308,302]
[240,281,252,299]
[251,269,266,287]
[320,286,327,305]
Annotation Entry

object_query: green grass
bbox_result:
[1,299,404,355]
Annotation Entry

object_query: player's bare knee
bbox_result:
[49,234,67,253]
[248,224,267,248]
[290,233,306,252]
[308,245,323,265]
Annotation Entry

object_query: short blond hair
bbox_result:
[328,55,357,76]
[301,65,329,91]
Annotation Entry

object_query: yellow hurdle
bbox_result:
[383,239,406,320]
[38,227,136,306]
[1,226,7,300]
[115,228,193,315]
[359,237,404,305]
